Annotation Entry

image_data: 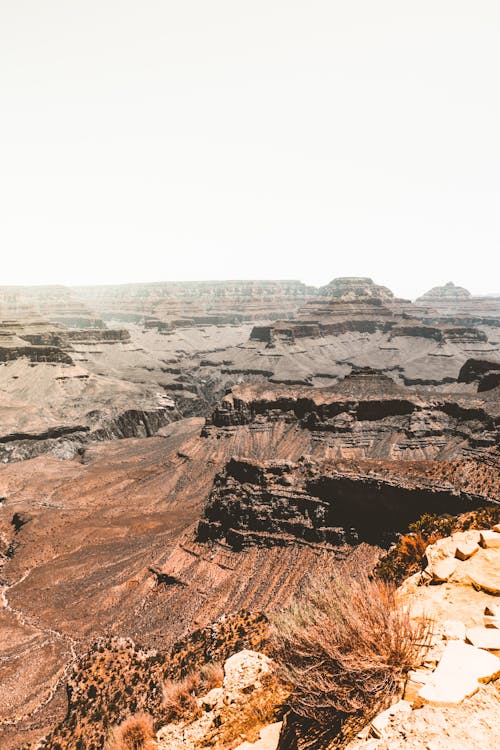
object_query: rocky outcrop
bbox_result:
[318,277,396,300]
[204,371,500,458]
[345,523,500,750]
[240,278,500,387]
[0,402,177,462]
[0,344,73,364]
[156,649,277,750]
[40,612,268,750]
[63,328,131,343]
[458,358,500,392]
[197,455,498,549]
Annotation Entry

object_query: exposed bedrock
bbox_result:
[63,328,131,343]
[72,279,312,328]
[204,371,499,456]
[197,454,499,549]
[415,281,500,328]
[0,284,106,329]
[0,345,73,364]
[0,405,177,463]
[458,358,500,392]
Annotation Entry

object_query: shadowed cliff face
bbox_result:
[198,455,498,549]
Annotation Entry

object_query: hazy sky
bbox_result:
[1,1,499,298]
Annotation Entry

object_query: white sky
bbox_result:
[1,1,499,299]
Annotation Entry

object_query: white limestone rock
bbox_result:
[223,649,272,704]
[428,558,457,583]
[441,620,466,641]
[418,640,500,706]
[484,604,500,629]
[198,686,224,711]
[234,721,283,750]
[466,626,500,651]
[454,541,479,561]
[479,531,500,549]
[370,700,412,738]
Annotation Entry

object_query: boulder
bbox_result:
[417,640,500,706]
[429,558,457,583]
[198,687,224,711]
[454,541,479,561]
[234,721,283,750]
[223,649,272,704]
[462,549,500,595]
[370,700,412,738]
[479,531,500,549]
[466,627,500,651]
[484,604,500,629]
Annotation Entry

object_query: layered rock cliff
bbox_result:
[204,370,499,459]
[415,281,500,328]
[197,454,498,549]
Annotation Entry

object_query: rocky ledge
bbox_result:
[204,370,500,458]
[347,523,500,750]
[197,454,499,549]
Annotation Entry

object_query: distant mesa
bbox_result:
[417,281,472,301]
[319,276,396,301]
[415,281,500,328]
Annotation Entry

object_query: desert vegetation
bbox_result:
[270,557,430,743]
[162,661,224,722]
[201,671,288,748]
[376,507,500,584]
[105,712,156,750]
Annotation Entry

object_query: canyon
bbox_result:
[0,276,498,749]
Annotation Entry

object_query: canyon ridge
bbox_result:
[0,277,498,750]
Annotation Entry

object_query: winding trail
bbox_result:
[0,564,79,727]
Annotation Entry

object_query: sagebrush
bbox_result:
[271,562,430,733]
[105,712,156,750]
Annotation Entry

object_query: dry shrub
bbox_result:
[270,563,430,732]
[200,661,224,691]
[105,712,156,750]
[162,661,224,723]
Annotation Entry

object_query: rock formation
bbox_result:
[204,370,500,459]
[346,524,500,750]
[0,276,499,749]
[197,454,498,549]
[73,279,312,328]
[415,281,500,328]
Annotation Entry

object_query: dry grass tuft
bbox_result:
[271,562,430,731]
[162,661,224,723]
[105,712,156,750]
[200,661,224,691]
